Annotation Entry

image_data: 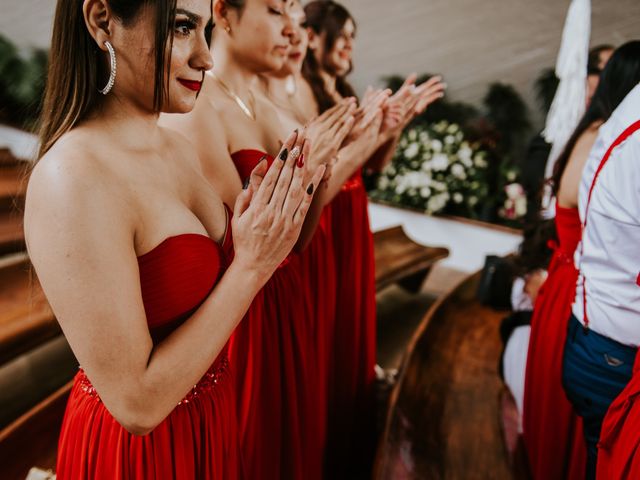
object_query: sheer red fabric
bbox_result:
[299,203,337,475]
[522,205,586,479]
[56,217,244,479]
[228,150,317,479]
[325,171,377,478]
[597,354,640,478]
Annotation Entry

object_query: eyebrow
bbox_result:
[176,8,202,25]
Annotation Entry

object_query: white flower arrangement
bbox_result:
[370,121,491,216]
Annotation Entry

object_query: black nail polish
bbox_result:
[307,183,314,195]
[279,148,288,161]
[243,177,250,189]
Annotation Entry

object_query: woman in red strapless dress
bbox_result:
[27,3,320,478]
[160,2,347,476]
[228,150,312,479]
[257,5,360,473]
[522,205,586,480]
[300,3,445,476]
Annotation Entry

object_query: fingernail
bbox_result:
[279,149,288,161]
[307,183,314,195]
[259,155,267,163]
[242,177,250,190]
[297,154,305,168]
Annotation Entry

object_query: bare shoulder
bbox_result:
[568,123,601,167]
[25,129,132,245]
[28,131,115,209]
[557,123,601,207]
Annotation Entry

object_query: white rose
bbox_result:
[505,182,524,199]
[458,146,473,165]
[507,170,517,182]
[453,192,464,204]
[468,196,478,206]
[445,135,455,145]
[474,153,488,168]
[408,129,417,141]
[420,187,431,198]
[378,176,390,189]
[431,153,448,171]
[451,163,466,179]
[447,123,459,134]
[404,142,420,159]
[431,139,443,153]
[419,131,430,143]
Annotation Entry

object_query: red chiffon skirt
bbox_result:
[522,207,586,480]
[597,354,640,478]
[299,206,337,477]
[56,358,242,479]
[326,172,377,477]
[228,257,312,479]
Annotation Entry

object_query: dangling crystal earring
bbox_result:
[98,41,117,95]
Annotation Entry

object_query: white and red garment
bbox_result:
[572,83,640,346]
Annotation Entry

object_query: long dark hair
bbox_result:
[551,40,640,193]
[37,0,177,158]
[302,0,357,114]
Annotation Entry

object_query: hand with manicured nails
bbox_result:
[304,98,357,184]
[381,74,446,138]
[231,129,325,283]
[344,88,389,147]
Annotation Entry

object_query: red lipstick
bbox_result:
[178,79,202,92]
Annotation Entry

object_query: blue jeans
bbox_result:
[562,314,636,479]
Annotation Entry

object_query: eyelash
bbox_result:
[175,19,196,37]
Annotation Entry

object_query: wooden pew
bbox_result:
[0,253,58,365]
[0,381,72,480]
[0,152,27,255]
[0,208,25,256]
[373,225,449,292]
[374,270,528,479]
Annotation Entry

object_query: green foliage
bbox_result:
[0,34,48,130]
[483,82,531,163]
